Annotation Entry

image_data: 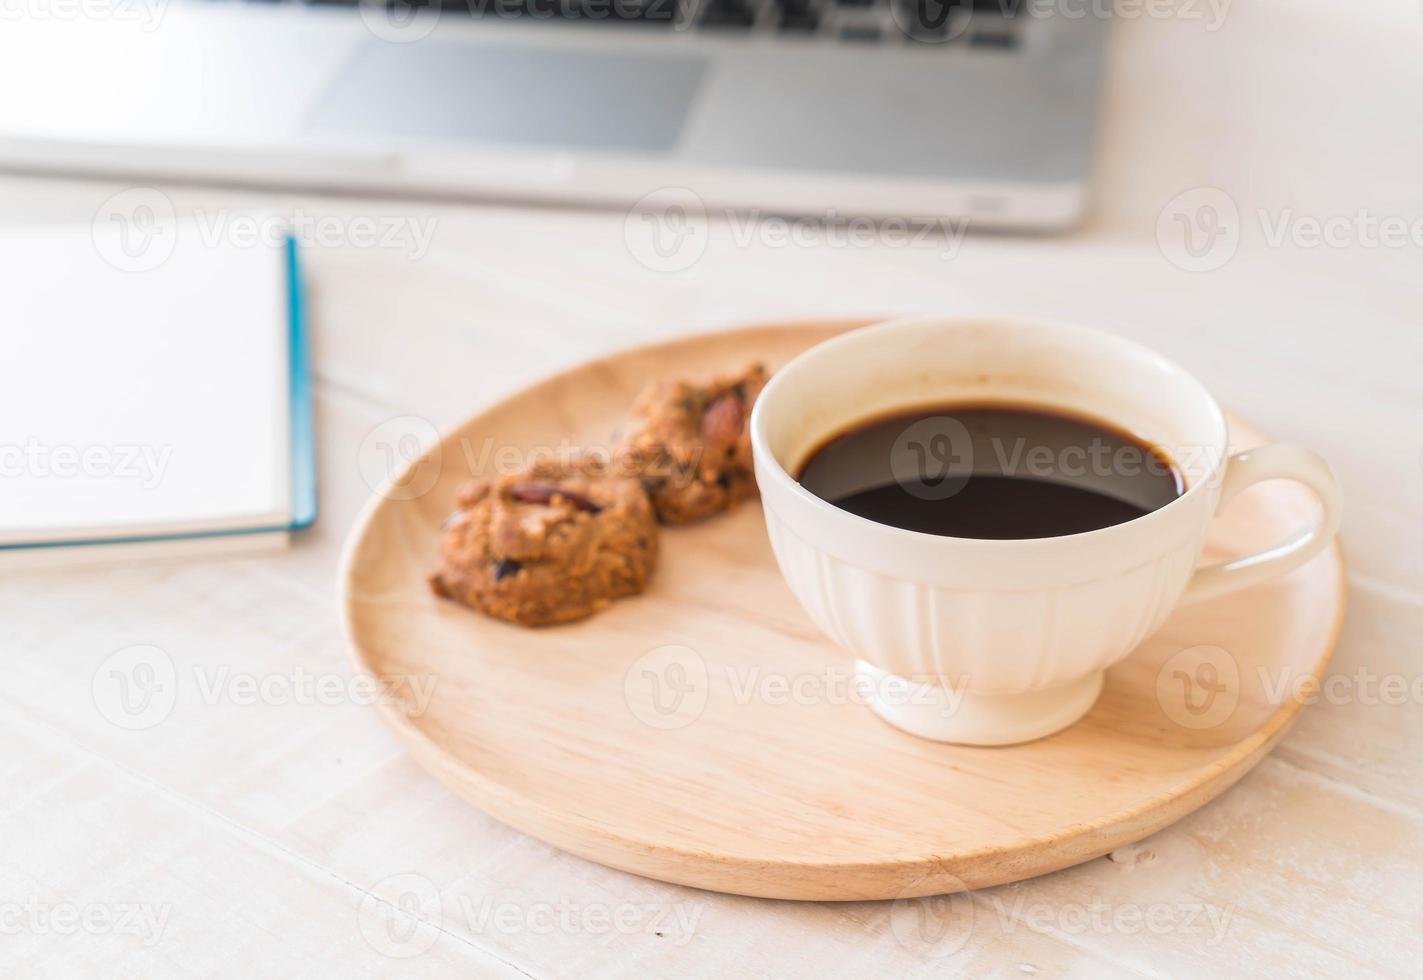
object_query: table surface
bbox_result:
[3,1,1421,976]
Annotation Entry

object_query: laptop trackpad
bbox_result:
[304,40,705,152]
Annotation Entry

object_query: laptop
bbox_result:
[0,0,1108,228]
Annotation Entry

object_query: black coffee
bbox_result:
[796,405,1183,540]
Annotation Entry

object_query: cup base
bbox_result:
[854,661,1105,746]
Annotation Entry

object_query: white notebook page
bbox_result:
[1,222,291,545]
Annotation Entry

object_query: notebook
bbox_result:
[0,221,316,563]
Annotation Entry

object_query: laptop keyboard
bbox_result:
[238,0,1026,46]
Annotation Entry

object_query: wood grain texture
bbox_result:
[340,321,1346,901]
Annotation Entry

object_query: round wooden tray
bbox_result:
[339,321,1346,901]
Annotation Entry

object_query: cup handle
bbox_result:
[1181,444,1343,604]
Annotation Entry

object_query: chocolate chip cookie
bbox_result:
[429,456,658,626]
[616,363,769,525]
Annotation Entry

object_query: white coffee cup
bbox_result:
[750,316,1342,745]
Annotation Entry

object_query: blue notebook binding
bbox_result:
[286,235,318,532]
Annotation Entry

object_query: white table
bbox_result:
[3,1,1421,975]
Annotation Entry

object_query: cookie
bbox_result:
[615,363,769,525]
[429,456,658,627]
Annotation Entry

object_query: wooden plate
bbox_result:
[339,321,1346,901]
